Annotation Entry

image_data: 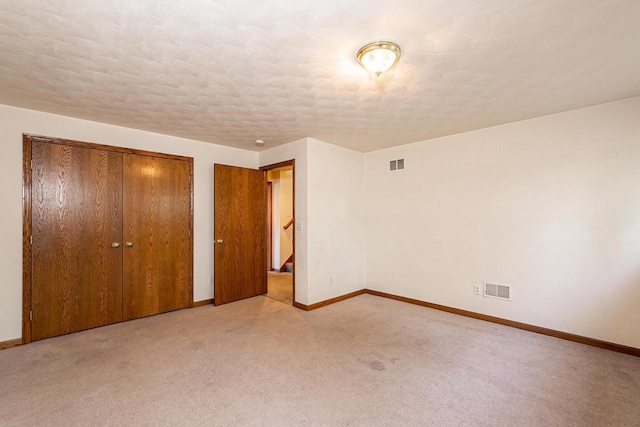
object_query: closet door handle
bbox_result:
[111,242,121,248]
[215,239,223,244]
[125,242,133,247]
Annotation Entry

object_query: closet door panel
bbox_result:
[31,141,123,340]
[123,154,191,320]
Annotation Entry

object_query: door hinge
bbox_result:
[30,235,32,245]
[30,311,33,321]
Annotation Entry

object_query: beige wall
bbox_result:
[278,169,294,266]
[266,168,293,269]
[0,104,257,342]
[267,170,281,268]
[259,139,309,304]
[306,138,366,303]
[259,138,367,306]
[364,97,640,348]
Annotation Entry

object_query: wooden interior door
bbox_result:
[214,164,267,305]
[31,141,123,340]
[123,154,192,320]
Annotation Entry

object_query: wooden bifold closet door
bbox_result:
[28,136,193,341]
[31,141,124,340]
[123,154,191,320]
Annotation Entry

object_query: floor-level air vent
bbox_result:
[484,282,511,301]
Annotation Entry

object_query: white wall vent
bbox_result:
[389,159,405,171]
[484,282,511,301]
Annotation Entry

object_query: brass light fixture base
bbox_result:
[357,40,401,76]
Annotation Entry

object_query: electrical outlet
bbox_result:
[210,276,214,285]
[329,276,333,284]
[474,284,481,295]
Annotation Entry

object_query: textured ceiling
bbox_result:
[0,0,639,152]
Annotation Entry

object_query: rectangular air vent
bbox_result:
[389,158,405,171]
[484,282,511,301]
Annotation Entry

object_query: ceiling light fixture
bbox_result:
[255,139,264,146]
[357,40,401,76]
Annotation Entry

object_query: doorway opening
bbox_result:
[261,160,295,305]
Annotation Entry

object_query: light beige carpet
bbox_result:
[0,294,639,426]
[266,271,293,305]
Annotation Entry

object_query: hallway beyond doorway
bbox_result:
[266,272,293,305]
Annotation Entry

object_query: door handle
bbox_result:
[111,242,121,248]
[125,242,133,247]
[215,239,223,244]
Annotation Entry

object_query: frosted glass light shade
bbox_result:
[357,41,401,76]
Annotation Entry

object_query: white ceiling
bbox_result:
[1,0,639,152]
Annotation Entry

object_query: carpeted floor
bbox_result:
[0,294,639,426]
[266,271,293,305]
